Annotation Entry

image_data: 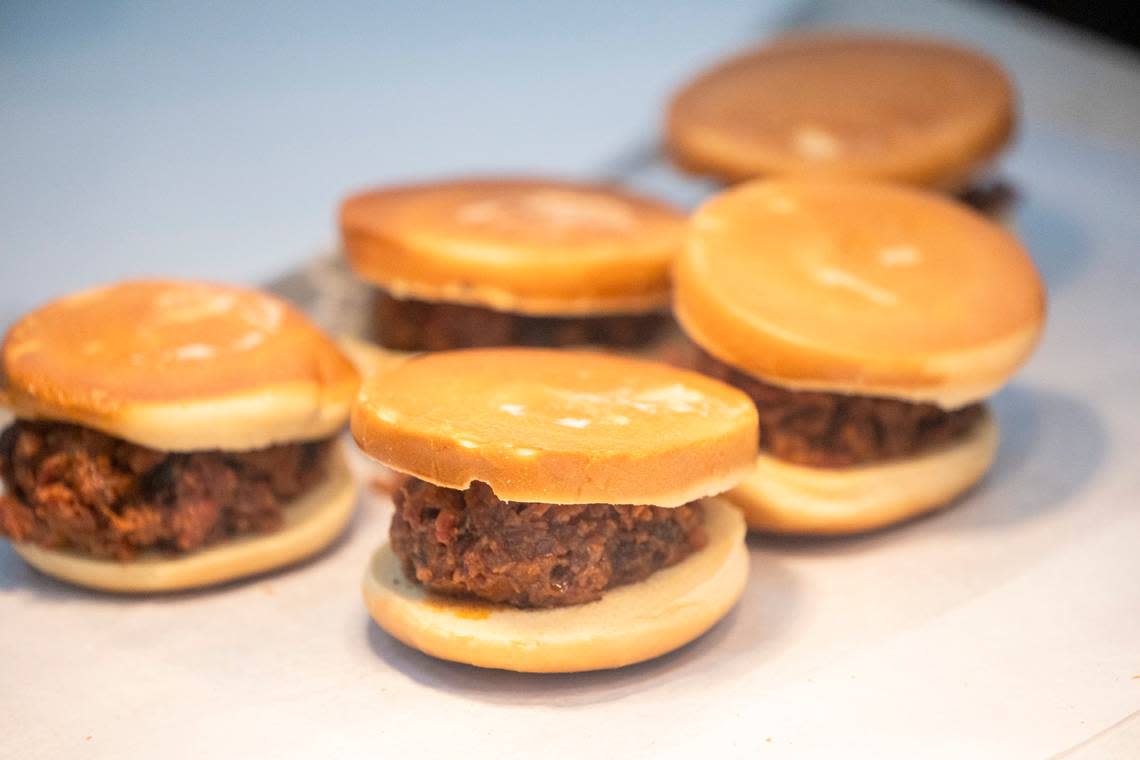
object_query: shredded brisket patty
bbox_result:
[390,478,706,608]
[691,348,984,468]
[957,179,1016,217]
[0,420,334,560]
[373,290,668,351]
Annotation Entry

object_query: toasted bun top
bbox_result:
[340,177,685,316]
[666,33,1016,189]
[2,280,360,451]
[674,180,1045,407]
[351,348,758,507]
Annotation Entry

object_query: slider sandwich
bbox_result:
[667,33,1020,218]
[340,178,685,352]
[0,280,360,591]
[674,179,1045,534]
[353,348,758,672]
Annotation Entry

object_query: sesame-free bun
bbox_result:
[2,280,360,451]
[363,497,746,672]
[666,33,1016,190]
[340,178,684,316]
[11,443,357,592]
[351,349,758,508]
[729,409,998,534]
[675,180,1045,408]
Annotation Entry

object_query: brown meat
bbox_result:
[957,179,1016,217]
[691,348,984,468]
[0,421,333,560]
[373,290,669,351]
[390,478,707,608]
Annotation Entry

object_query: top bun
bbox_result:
[666,33,1016,190]
[2,280,360,451]
[674,180,1045,408]
[341,177,684,316]
[351,349,758,507]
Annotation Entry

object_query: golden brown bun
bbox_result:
[666,33,1016,190]
[675,180,1045,407]
[363,497,746,672]
[2,280,360,451]
[11,443,357,592]
[340,177,684,316]
[351,348,758,507]
[729,409,998,534]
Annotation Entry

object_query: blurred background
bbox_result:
[2,0,1139,327]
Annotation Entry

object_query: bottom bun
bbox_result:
[729,408,999,535]
[12,443,357,593]
[363,497,747,672]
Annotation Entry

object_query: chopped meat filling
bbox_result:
[390,478,706,608]
[0,421,333,560]
[691,348,984,468]
[373,290,669,351]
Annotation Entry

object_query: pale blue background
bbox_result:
[0,0,793,325]
[3,0,1139,328]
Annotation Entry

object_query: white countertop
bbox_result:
[2,2,1139,757]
